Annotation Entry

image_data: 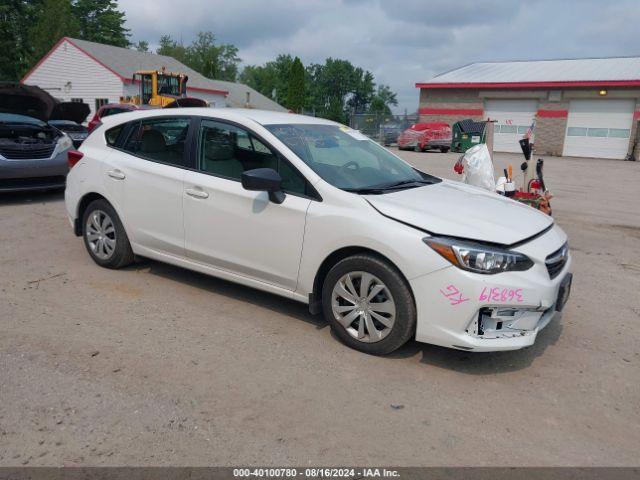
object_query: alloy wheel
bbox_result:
[331,271,396,343]
[85,209,116,260]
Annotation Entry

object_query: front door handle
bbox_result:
[107,169,126,180]
[185,187,209,199]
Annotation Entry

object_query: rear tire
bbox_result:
[82,199,134,269]
[440,147,450,153]
[322,254,416,355]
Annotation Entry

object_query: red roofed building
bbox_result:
[416,57,640,159]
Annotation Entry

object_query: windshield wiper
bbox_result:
[385,179,426,188]
[342,178,438,195]
[342,187,388,195]
[374,179,434,190]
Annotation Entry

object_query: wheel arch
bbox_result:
[74,192,110,236]
[309,246,414,315]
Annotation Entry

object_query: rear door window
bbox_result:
[122,117,191,167]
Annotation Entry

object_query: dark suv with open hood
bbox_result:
[0,83,89,192]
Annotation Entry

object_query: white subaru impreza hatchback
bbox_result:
[65,108,572,354]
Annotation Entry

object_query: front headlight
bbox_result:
[56,134,73,152]
[423,236,534,274]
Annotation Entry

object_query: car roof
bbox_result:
[98,107,341,128]
[410,122,450,130]
[101,103,138,109]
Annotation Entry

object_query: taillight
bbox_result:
[68,150,84,168]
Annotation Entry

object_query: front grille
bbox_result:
[545,242,569,279]
[0,176,66,190]
[0,143,56,159]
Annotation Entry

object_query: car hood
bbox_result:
[50,102,90,123]
[0,83,89,123]
[365,180,553,245]
[0,82,56,121]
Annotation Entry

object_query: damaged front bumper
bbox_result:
[410,225,572,352]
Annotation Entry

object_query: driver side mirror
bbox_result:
[241,168,286,204]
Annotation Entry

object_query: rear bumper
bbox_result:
[425,138,452,148]
[0,150,69,192]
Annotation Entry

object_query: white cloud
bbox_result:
[117,0,639,113]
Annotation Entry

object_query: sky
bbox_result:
[118,0,639,113]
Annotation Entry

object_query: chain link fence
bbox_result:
[295,110,420,145]
[349,113,418,144]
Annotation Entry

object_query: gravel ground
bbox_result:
[0,149,639,467]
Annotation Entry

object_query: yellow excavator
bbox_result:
[120,68,208,108]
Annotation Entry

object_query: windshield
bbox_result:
[265,123,439,192]
[157,75,181,96]
[0,113,46,126]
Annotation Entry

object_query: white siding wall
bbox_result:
[188,90,227,108]
[23,39,124,120]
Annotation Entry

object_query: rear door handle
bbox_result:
[107,169,126,180]
[185,187,209,199]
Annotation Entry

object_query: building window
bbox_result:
[567,127,587,137]
[71,98,83,103]
[95,98,109,110]
[587,128,608,138]
[608,128,630,138]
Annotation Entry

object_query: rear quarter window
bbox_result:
[105,125,124,146]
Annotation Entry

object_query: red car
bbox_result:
[397,122,452,152]
[87,103,140,132]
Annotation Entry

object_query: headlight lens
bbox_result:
[423,236,534,274]
[56,134,73,151]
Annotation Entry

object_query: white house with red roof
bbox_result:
[22,37,286,119]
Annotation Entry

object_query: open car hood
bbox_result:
[50,102,90,123]
[0,82,56,121]
[365,180,553,245]
[0,82,90,123]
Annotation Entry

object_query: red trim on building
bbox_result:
[537,109,568,118]
[415,80,640,89]
[634,111,640,120]
[65,38,130,83]
[21,37,68,83]
[22,37,229,96]
[419,107,483,115]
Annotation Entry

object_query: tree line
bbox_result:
[0,0,398,122]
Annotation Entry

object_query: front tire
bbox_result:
[322,254,416,355]
[82,199,134,269]
[440,147,450,153]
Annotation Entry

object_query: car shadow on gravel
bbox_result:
[126,258,327,329]
[0,189,64,206]
[125,258,562,373]
[386,319,563,374]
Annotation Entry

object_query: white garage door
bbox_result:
[484,99,538,153]
[563,99,634,159]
